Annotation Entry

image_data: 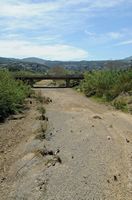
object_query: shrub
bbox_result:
[80,70,118,100]
[0,70,31,121]
[80,69,132,111]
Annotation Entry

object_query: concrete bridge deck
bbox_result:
[14,74,84,80]
[14,74,84,87]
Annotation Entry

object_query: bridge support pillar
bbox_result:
[66,79,70,87]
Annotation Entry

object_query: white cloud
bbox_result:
[116,40,132,46]
[0,0,130,33]
[0,39,89,60]
[85,31,124,43]
[90,0,125,9]
[107,32,123,39]
[0,1,61,17]
[0,0,128,18]
[0,0,131,59]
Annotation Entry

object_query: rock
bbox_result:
[55,155,62,164]
[45,117,48,121]
[52,162,56,166]
[47,163,52,168]
[0,177,6,183]
[10,114,25,120]
[107,180,110,183]
[48,150,54,155]
[126,138,130,143]
[107,136,111,140]
[40,148,54,156]
[114,175,118,181]
[55,149,60,155]
[93,115,102,119]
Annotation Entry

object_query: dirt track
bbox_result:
[0,88,132,200]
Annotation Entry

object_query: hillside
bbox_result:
[0,57,49,72]
[22,57,47,65]
[125,56,132,61]
[0,56,132,72]
[21,57,132,71]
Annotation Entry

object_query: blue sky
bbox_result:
[0,0,132,61]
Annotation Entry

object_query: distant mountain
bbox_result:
[22,57,47,65]
[0,56,131,72]
[22,57,131,71]
[0,57,19,64]
[124,56,132,61]
[0,57,49,72]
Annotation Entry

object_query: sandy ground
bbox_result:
[0,88,132,200]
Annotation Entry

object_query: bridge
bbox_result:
[14,74,84,87]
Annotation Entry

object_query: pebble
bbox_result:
[107,136,111,140]
[93,115,102,119]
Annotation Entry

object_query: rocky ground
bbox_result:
[0,88,132,200]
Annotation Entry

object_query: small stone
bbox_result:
[47,163,51,168]
[55,156,62,163]
[93,115,102,119]
[107,180,110,183]
[126,138,130,143]
[0,177,6,183]
[11,114,25,120]
[55,149,60,155]
[52,162,56,166]
[107,136,111,140]
[48,150,54,155]
[114,175,118,181]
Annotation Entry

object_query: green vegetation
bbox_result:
[37,106,46,116]
[0,70,31,121]
[80,69,132,112]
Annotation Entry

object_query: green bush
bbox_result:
[80,69,132,111]
[80,70,118,100]
[0,70,31,121]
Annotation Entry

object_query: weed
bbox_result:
[35,91,44,103]
[37,106,46,115]
[35,122,48,140]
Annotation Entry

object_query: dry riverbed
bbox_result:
[0,88,132,200]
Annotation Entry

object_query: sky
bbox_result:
[0,0,132,61]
